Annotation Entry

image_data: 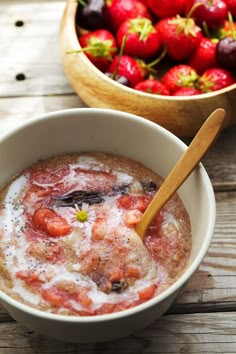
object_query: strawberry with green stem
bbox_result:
[107,55,147,87]
[198,67,235,92]
[155,6,203,61]
[67,29,117,72]
[106,45,167,87]
[105,34,130,85]
[161,65,199,93]
[116,17,161,60]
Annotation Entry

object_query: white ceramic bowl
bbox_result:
[0,108,215,342]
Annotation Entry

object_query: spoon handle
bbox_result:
[135,108,226,240]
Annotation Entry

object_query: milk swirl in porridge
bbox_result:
[0,153,191,315]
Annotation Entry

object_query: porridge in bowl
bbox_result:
[0,152,191,316]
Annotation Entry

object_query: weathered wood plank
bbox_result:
[0,0,72,97]
[175,191,236,308]
[0,312,235,353]
[0,95,86,135]
[184,125,236,190]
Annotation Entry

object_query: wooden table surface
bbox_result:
[0,1,236,353]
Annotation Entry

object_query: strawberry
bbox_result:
[172,87,202,95]
[155,16,203,61]
[198,67,235,92]
[105,0,151,30]
[161,64,199,93]
[116,17,161,59]
[188,37,217,74]
[146,0,188,18]
[74,29,117,72]
[107,54,147,86]
[134,78,170,95]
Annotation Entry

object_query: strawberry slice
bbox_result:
[32,207,72,237]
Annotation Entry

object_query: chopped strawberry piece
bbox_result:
[117,194,152,212]
[138,284,157,301]
[125,266,141,279]
[108,269,125,282]
[32,207,72,237]
[16,270,44,286]
[26,240,63,263]
[123,209,143,227]
[42,287,64,307]
[77,291,93,307]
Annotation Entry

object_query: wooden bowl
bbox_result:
[59,0,236,137]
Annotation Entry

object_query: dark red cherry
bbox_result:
[77,0,106,30]
[187,0,228,30]
[216,37,236,72]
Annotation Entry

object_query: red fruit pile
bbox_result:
[73,0,236,96]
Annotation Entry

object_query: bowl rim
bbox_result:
[63,0,236,101]
[0,107,216,323]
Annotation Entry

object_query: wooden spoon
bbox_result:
[135,108,226,240]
